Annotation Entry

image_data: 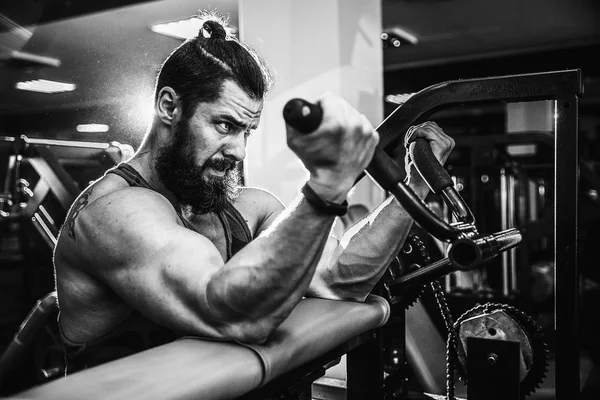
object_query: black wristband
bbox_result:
[301,182,348,216]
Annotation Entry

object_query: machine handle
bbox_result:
[283,97,464,241]
[409,138,454,194]
[409,138,475,224]
[283,98,323,134]
[283,98,406,189]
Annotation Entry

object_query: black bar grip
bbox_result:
[280,97,462,240]
[282,98,405,191]
[409,138,454,194]
[283,98,323,134]
[367,147,406,190]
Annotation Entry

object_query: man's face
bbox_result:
[155,80,263,215]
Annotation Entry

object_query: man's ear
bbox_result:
[155,87,180,126]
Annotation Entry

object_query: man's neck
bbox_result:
[127,133,182,213]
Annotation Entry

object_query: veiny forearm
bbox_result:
[205,195,335,338]
[309,182,430,301]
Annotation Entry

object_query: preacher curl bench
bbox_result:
[1,69,582,400]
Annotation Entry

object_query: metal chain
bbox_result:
[405,234,547,399]
[406,234,459,400]
[430,279,459,400]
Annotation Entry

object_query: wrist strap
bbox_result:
[302,182,348,216]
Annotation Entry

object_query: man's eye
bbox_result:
[245,129,253,138]
[218,122,233,132]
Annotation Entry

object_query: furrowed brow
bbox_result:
[216,113,259,131]
[216,114,246,129]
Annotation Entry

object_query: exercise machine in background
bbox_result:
[0,135,134,249]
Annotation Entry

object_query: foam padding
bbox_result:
[237,294,390,386]
[10,295,389,400]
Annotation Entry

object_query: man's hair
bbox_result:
[154,11,274,120]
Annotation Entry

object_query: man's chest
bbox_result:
[183,213,230,261]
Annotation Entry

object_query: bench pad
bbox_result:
[12,295,389,400]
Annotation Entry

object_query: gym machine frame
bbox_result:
[278,68,581,399]
[374,68,582,399]
[0,135,133,247]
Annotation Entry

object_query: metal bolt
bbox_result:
[487,353,498,366]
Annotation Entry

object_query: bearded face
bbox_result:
[155,116,241,215]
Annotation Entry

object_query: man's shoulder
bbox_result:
[55,180,182,273]
[58,179,178,254]
[77,176,174,217]
[235,186,285,213]
[233,187,286,235]
[237,186,283,204]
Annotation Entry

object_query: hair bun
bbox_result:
[202,20,227,40]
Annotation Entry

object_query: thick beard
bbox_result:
[155,118,241,215]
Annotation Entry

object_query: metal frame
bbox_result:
[1,135,135,244]
[378,68,583,399]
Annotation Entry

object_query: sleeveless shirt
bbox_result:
[59,163,253,374]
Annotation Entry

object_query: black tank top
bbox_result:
[59,163,253,374]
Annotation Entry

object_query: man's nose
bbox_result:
[223,133,247,162]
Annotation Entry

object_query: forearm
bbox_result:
[308,181,430,301]
[205,194,336,339]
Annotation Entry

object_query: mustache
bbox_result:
[204,157,237,172]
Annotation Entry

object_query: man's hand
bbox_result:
[403,121,455,195]
[286,93,379,203]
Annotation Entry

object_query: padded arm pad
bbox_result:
[11,295,390,400]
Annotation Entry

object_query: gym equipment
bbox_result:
[284,89,548,398]
[3,296,391,400]
[438,130,555,302]
[3,69,582,400]
[284,69,580,399]
[0,292,58,383]
[374,68,581,399]
[0,135,134,249]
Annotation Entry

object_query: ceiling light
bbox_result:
[16,79,76,94]
[151,18,237,40]
[76,124,109,133]
[10,51,61,68]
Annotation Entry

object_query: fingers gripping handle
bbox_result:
[283,98,404,190]
[283,98,323,134]
[409,138,475,224]
[283,97,463,240]
[409,138,454,194]
[282,100,453,193]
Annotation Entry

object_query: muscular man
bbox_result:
[53,14,454,373]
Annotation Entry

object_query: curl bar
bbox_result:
[283,98,521,273]
[285,68,584,398]
[284,69,582,271]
